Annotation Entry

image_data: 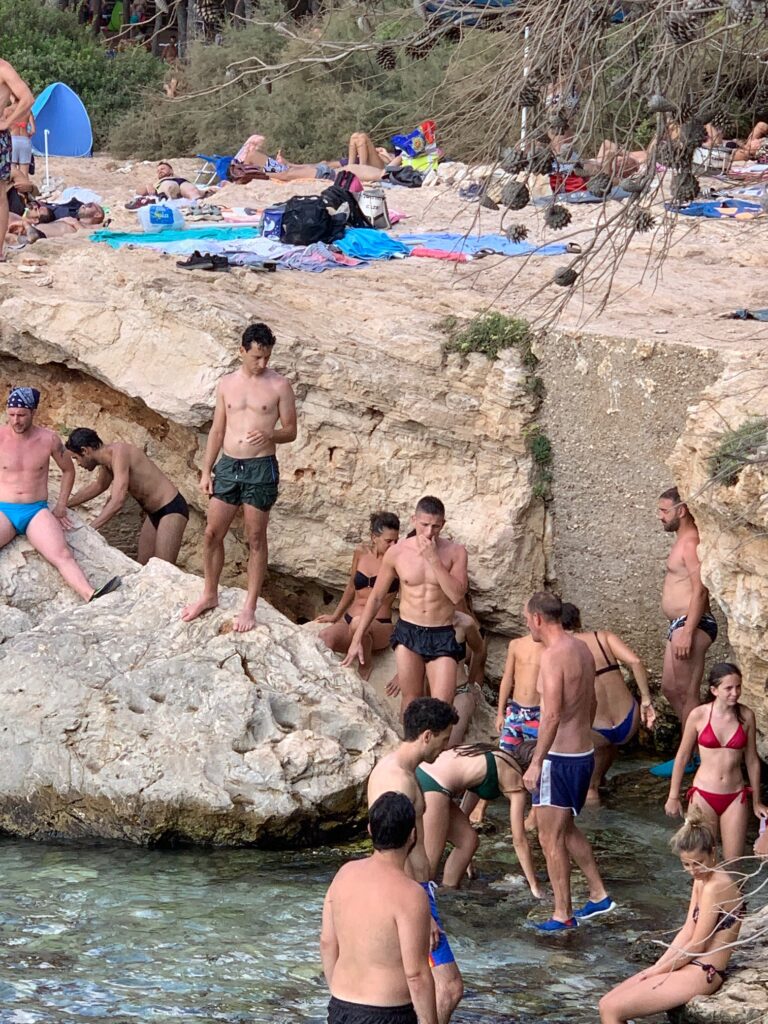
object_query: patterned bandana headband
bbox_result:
[7,387,40,410]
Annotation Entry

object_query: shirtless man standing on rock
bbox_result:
[321,791,437,1024]
[522,591,615,931]
[367,697,462,1024]
[657,486,717,726]
[343,496,468,714]
[0,388,120,601]
[182,323,297,632]
[65,428,189,566]
[0,60,34,261]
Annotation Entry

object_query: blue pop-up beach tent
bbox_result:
[31,82,93,158]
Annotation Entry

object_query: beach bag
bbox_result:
[334,169,363,194]
[136,203,184,232]
[383,166,424,188]
[281,194,345,245]
[358,187,391,229]
[321,184,371,229]
[262,204,286,239]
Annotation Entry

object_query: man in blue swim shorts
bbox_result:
[522,592,616,931]
[367,698,463,1024]
[0,387,120,602]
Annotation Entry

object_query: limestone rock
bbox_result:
[0,527,395,845]
[670,355,768,754]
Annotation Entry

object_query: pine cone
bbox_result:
[620,176,648,194]
[729,0,754,21]
[548,108,571,134]
[501,181,531,210]
[587,172,612,197]
[544,204,572,229]
[708,108,738,137]
[405,35,435,61]
[648,94,676,115]
[632,208,656,233]
[480,194,500,210]
[672,171,700,204]
[500,148,528,175]
[528,148,553,175]
[553,266,578,287]
[518,70,544,108]
[376,46,397,70]
[666,11,699,43]
[504,223,529,243]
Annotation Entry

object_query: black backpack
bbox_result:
[280,195,346,245]
[321,184,372,229]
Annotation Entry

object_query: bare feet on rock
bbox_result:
[181,594,218,622]
[233,606,257,633]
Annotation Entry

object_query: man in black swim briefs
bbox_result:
[344,496,468,715]
[321,792,438,1024]
[66,428,189,566]
[182,323,297,633]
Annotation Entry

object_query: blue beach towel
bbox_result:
[335,228,410,260]
[395,232,567,257]
[90,226,260,249]
[670,199,762,218]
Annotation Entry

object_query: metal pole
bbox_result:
[521,24,530,143]
[43,129,50,192]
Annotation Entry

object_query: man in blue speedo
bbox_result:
[0,386,120,602]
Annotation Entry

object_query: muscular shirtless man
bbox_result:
[343,496,468,714]
[65,428,189,566]
[522,592,615,930]
[321,792,437,1024]
[0,388,119,601]
[0,60,34,261]
[657,486,717,725]
[367,698,462,1024]
[181,323,297,632]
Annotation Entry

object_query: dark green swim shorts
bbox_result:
[212,453,279,511]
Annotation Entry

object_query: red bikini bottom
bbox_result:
[687,785,752,816]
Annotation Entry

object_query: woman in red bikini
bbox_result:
[316,511,400,678]
[599,808,744,1022]
[665,662,767,862]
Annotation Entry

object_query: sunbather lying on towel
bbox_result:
[8,201,104,243]
[706,120,768,162]
[133,161,213,201]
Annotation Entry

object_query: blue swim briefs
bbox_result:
[420,881,456,968]
[0,500,48,535]
[533,750,595,816]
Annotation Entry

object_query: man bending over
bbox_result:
[0,388,119,601]
[66,428,189,566]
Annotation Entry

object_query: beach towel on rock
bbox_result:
[395,232,567,257]
[335,228,410,260]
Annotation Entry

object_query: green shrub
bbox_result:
[524,425,553,501]
[440,312,535,363]
[708,417,768,487]
[0,0,163,148]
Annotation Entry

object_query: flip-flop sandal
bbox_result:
[473,247,498,259]
[90,576,122,602]
[176,251,215,270]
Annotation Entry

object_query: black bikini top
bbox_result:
[354,570,399,594]
[594,631,620,677]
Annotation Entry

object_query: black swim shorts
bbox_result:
[328,996,417,1024]
[391,618,466,663]
[212,453,279,511]
[147,491,190,529]
[0,131,12,182]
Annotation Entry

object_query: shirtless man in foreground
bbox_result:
[657,486,717,725]
[367,698,462,1024]
[343,496,468,714]
[469,632,542,828]
[0,388,119,601]
[321,792,437,1024]
[0,60,34,260]
[522,591,615,931]
[182,323,297,632]
[65,428,189,565]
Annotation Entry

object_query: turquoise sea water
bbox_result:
[0,781,687,1023]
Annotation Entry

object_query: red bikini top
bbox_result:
[698,704,747,750]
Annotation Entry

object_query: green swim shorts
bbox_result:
[212,453,279,511]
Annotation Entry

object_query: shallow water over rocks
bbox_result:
[0,767,693,1023]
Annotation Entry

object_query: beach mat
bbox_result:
[395,231,567,257]
[670,198,762,218]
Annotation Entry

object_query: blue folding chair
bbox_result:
[194,154,234,186]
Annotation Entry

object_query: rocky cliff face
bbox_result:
[0,525,394,845]
[671,354,768,754]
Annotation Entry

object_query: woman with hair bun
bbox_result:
[316,512,400,678]
[665,662,767,861]
[599,808,744,1022]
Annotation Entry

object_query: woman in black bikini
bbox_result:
[316,512,400,678]
[665,662,767,862]
[599,809,744,1022]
